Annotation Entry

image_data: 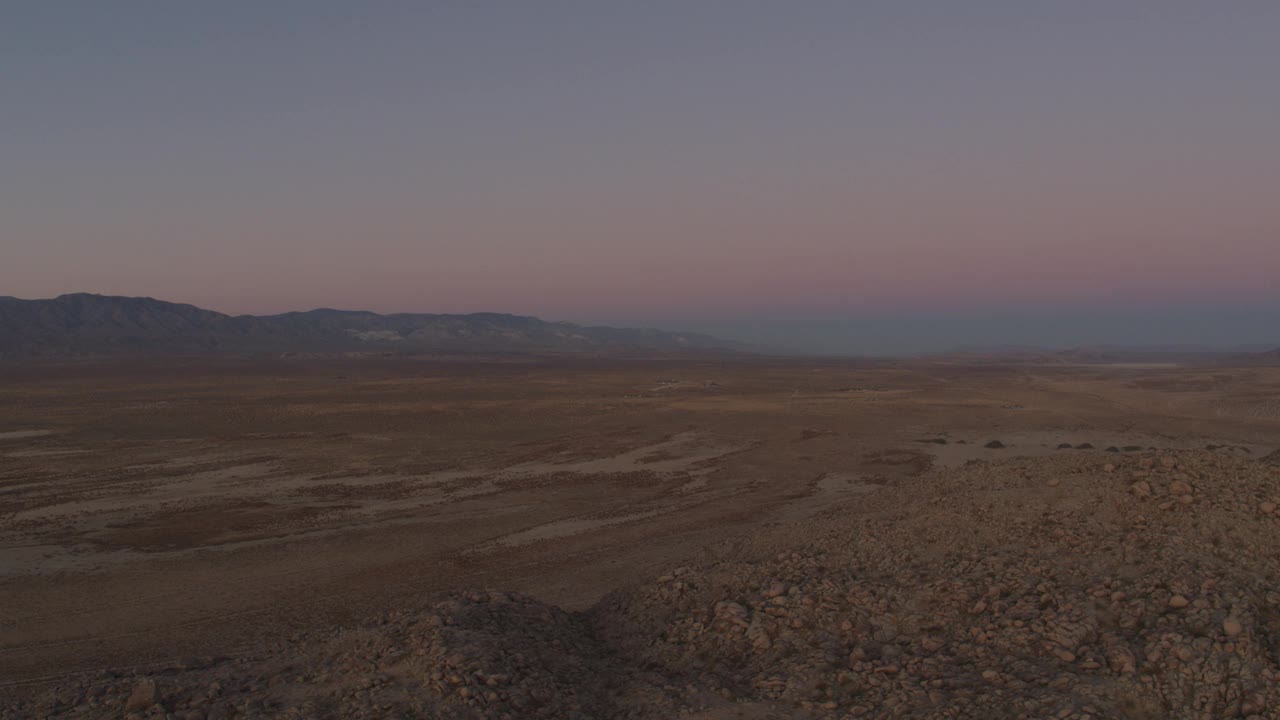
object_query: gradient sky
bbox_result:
[3,2,1278,352]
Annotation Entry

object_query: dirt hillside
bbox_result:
[9,449,1280,719]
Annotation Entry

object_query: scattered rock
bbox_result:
[13,450,1280,720]
[984,440,1005,449]
[1049,647,1076,663]
[124,679,159,713]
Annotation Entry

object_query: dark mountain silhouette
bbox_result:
[0,294,737,359]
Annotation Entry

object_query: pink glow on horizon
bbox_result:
[13,182,1275,322]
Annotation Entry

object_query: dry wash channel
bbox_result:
[9,450,1280,719]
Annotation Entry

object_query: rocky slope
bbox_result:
[7,450,1280,719]
[0,294,733,359]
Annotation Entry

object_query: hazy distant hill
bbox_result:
[1249,348,1280,366]
[934,343,1280,366]
[0,294,735,359]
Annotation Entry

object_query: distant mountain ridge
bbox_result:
[936,342,1280,365]
[0,294,736,359]
[1253,348,1280,365]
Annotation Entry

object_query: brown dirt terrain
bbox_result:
[2,357,1279,717]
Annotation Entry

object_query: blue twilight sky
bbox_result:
[2,2,1278,352]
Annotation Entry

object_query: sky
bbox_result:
[2,2,1278,353]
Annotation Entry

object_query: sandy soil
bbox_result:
[1,356,1278,700]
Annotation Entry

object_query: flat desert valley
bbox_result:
[4,357,1280,718]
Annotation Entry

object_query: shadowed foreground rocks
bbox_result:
[9,451,1280,719]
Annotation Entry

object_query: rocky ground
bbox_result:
[7,449,1280,719]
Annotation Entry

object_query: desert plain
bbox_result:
[3,356,1280,718]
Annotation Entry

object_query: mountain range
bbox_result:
[0,294,736,359]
